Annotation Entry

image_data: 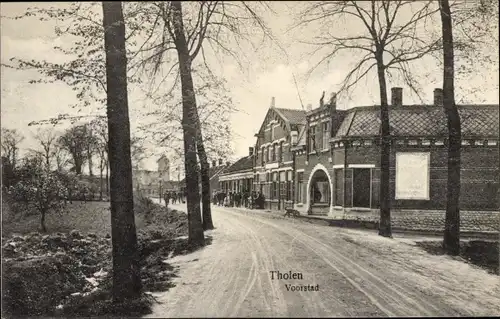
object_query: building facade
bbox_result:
[219,87,499,214]
[219,151,254,194]
[252,98,307,210]
[133,155,170,197]
[293,87,499,215]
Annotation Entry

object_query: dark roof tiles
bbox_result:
[274,107,307,125]
[221,155,254,175]
[335,105,499,138]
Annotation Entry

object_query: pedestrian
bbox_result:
[164,191,170,207]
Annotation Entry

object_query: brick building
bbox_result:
[292,87,499,216]
[219,152,254,194]
[251,98,307,210]
[218,87,499,217]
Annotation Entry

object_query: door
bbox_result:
[352,168,371,208]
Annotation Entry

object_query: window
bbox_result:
[286,170,293,200]
[322,122,329,150]
[334,169,343,206]
[317,125,323,151]
[271,125,275,141]
[272,144,276,161]
[309,125,317,153]
[279,141,284,162]
[296,172,304,203]
[267,145,272,162]
[261,147,265,165]
[272,172,278,199]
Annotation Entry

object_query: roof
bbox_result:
[162,180,181,190]
[255,107,307,139]
[209,165,227,180]
[274,107,307,125]
[221,155,254,175]
[334,104,499,138]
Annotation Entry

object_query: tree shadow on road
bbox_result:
[416,240,499,276]
[141,235,213,293]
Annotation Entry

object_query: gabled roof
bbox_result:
[220,155,254,175]
[334,104,499,138]
[255,107,307,139]
[274,107,307,125]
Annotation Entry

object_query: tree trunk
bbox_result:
[74,157,83,175]
[440,0,461,256]
[102,1,142,303]
[196,132,214,230]
[40,210,47,233]
[106,159,109,197]
[88,150,93,177]
[100,162,104,200]
[88,128,94,176]
[376,53,392,238]
[171,0,205,247]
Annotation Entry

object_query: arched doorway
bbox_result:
[307,165,332,215]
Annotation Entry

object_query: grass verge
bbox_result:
[1,196,209,317]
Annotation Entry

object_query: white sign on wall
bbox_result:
[395,152,430,200]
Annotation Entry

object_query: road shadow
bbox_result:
[416,240,499,275]
[140,235,213,293]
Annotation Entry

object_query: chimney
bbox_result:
[306,103,312,111]
[249,147,254,156]
[329,92,337,110]
[212,160,216,168]
[270,97,275,108]
[391,87,403,106]
[218,158,223,166]
[434,88,443,106]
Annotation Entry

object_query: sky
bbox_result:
[1,1,498,175]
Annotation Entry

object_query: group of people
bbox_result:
[163,190,186,206]
[212,190,266,209]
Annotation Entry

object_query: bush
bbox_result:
[134,195,155,216]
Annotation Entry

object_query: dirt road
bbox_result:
[146,205,500,318]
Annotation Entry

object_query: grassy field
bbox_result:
[2,201,146,238]
[2,198,191,317]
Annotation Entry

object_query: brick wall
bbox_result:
[348,144,499,211]
[331,209,500,233]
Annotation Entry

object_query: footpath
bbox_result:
[149,197,498,241]
[221,205,499,241]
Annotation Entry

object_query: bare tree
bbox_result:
[437,0,498,255]
[31,128,59,171]
[53,141,71,172]
[102,0,142,302]
[136,1,276,234]
[1,128,25,169]
[292,0,444,237]
[89,117,109,198]
[3,1,276,241]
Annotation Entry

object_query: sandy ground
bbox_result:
[145,204,500,318]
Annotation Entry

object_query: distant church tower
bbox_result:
[157,155,170,182]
